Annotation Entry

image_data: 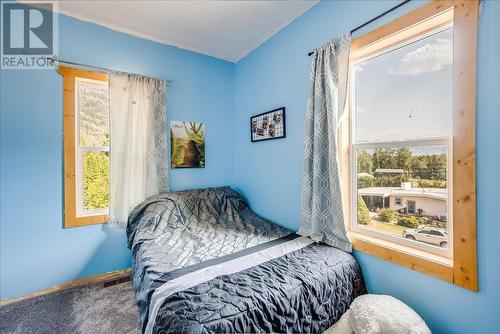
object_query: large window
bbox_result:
[343,1,478,290]
[352,25,453,257]
[59,67,110,228]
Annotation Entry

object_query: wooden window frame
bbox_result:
[58,66,109,228]
[340,0,479,291]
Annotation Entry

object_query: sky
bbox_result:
[354,28,453,144]
[360,146,447,157]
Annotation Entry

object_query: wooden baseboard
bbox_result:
[0,268,132,307]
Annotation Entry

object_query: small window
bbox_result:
[76,78,110,216]
[59,66,110,228]
[395,197,402,206]
[431,230,444,237]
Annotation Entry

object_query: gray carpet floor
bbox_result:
[0,281,141,334]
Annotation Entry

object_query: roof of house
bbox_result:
[375,168,405,174]
[358,186,447,201]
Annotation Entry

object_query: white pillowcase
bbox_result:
[325,294,431,334]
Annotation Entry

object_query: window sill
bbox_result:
[65,214,109,228]
[349,231,454,283]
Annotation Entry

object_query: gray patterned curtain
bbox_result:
[299,34,351,251]
[146,80,169,198]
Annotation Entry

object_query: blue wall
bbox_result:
[234,1,500,333]
[0,13,234,299]
[1,1,499,332]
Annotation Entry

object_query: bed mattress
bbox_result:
[127,187,365,333]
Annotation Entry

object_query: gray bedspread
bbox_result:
[127,187,365,333]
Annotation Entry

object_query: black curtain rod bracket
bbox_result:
[307,0,410,56]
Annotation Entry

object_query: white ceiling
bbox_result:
[51,0,318,63]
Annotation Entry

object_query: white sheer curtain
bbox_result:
[108,74,168,228]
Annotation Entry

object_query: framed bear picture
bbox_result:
[250,107,286,142]
[171,121,205,168]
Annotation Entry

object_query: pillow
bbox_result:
[325,294,431,334]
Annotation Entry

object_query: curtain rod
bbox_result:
[307,0,411,56]
[46,57,172,84]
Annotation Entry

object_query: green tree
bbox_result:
[426,154,447,180]
[357,196,371,225]
[83,151,109,209]
[357,150,373,173]
[372,148,397,171]
[358,175,376,188]
[411,179,447,188]
[410,154,447,181]
[79,83,109,146]
[396,147,412,171]
[376,175,406,187]
[409,157,426,179]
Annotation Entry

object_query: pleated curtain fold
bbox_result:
[108,74,168,228]
[299,34,352,251]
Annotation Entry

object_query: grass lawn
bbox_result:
[365,218,406,236]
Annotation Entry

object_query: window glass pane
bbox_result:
[83,151,109,210]
[356,145,448,249]
[78,79,109,147]
[354,28,453,143]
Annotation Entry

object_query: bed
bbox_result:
[127,187,366,334]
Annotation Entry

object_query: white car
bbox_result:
[402,227,448,248]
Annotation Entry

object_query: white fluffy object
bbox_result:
[325,294,431,334]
